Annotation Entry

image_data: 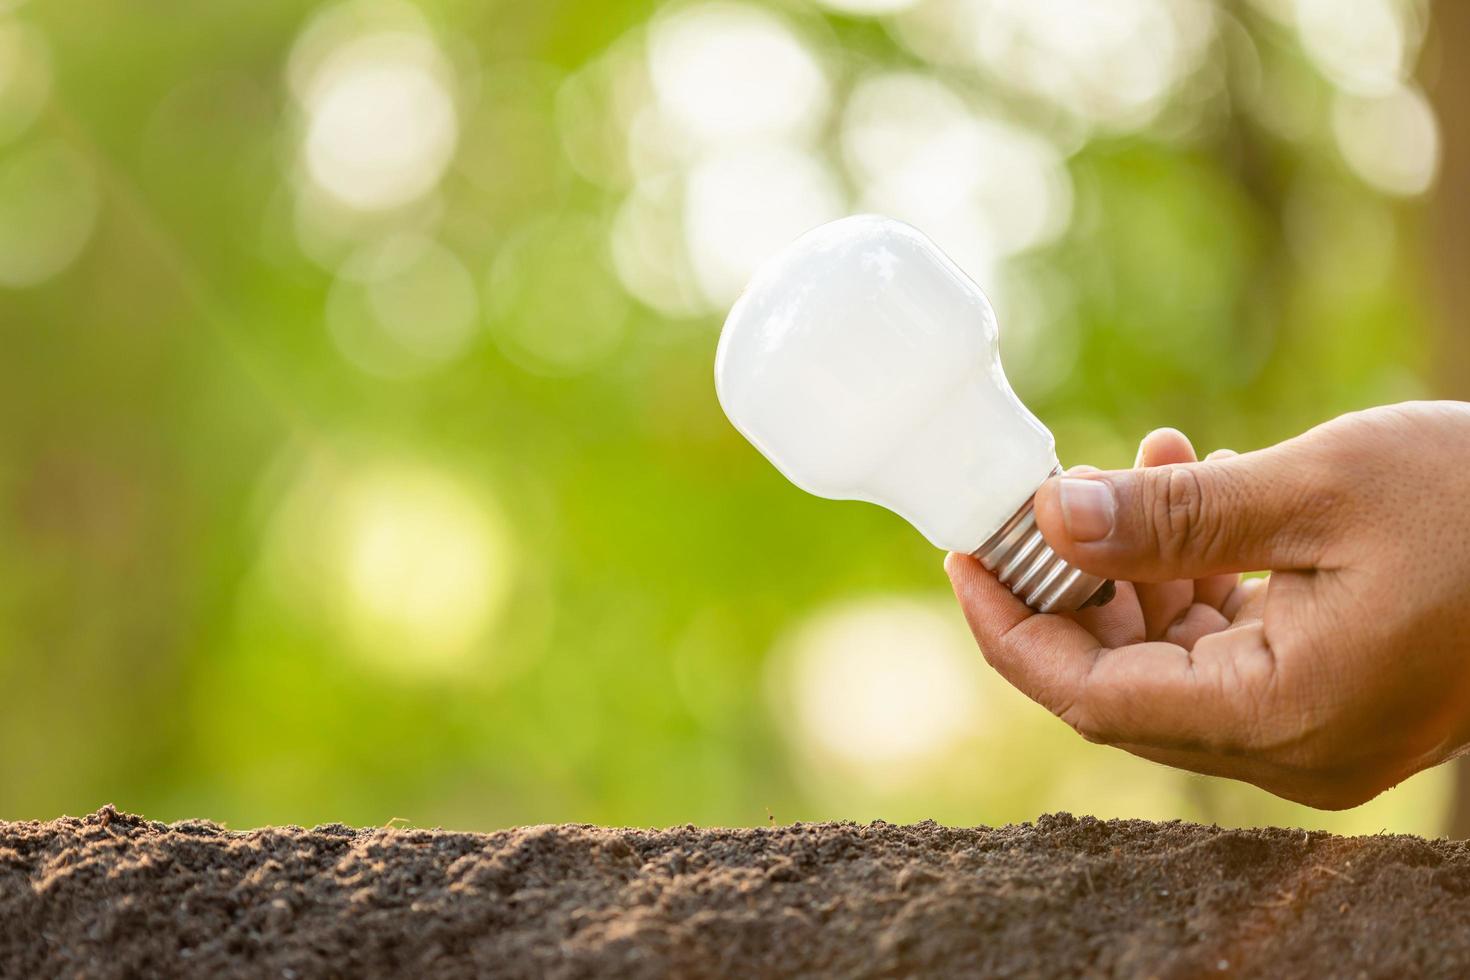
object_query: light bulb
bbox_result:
[714,214,1112,613]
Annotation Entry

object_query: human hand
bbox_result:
[944,401,1470,808]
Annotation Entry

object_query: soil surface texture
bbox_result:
[4,806,1469,978]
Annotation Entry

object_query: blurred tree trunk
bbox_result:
[1428,0,1470,838]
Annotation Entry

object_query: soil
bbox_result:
[4,806,1470,979]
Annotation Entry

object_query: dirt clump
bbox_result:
[3,805,1469,978]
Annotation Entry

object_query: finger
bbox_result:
[1073,623,1278,751]
[1136,428,1193,468]
[1067,464,1145,645]
[949,551,1281,754]
[1195,448,1240,608]
[1069,579,1144,648]
[1133,429,1200,639]
[1033,444,1330,581]
[1161,602,1231,650]
[1222,575,1268,620]
[1194,572,1240,614]
[944,552,1105,722]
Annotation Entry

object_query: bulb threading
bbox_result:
[972,470,1115,614]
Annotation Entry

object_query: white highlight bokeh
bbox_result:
[591,3,849,315]
[770,597,985,788]
[895,0,1214,131]
[300,32,459,211]
[682,145,846,308]
[1331,82,1440,198]
[844,72,1072,283]
[813,0,918,14]
[647,3,829,150]
[1293,0,1407,97]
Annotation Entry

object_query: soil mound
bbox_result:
[3,805,1468,978]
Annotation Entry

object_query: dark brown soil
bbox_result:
[4,806,1470,979]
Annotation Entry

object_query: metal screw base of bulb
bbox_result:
[973,474,1115,615]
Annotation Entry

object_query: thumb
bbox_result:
[1033,447,1331,582]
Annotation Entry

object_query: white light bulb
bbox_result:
[715,214,1111,613]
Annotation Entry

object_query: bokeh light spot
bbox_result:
[647,3,829,149]
[337,467,507,671]
[555,44,639,190]
[683,145,845,308]
[0,139,99,288]
[842,71,972,186]
[486,211,630,375]
[813,0,918,14]
[770,598,985,789]
[896,0,1214,132]
[327,234,480,377]
[1331,82,1439,198]
[0,20,50,146]
[299,31,458,211]
[844,71,1072,282]
[597,2,842,315]
[264,459,513,677]
[1293,0,1407,97]
[609,176,706,319]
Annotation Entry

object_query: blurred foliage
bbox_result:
[0,0,1454,834]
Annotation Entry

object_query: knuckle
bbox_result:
[1166,468,1204,542]
[1145,467,1221,565]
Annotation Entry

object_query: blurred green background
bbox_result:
[1,0,1464,835]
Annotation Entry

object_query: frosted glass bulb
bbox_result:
[715,215,1112,613]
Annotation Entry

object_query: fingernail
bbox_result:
[1058,478,1115,542]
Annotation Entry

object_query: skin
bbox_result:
[944,401,1470,809]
